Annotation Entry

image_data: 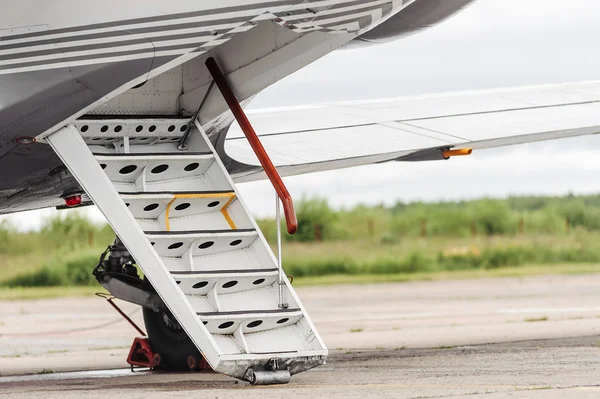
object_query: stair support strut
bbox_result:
[276,194,287,309]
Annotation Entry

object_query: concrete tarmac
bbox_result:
[1,274,600,398]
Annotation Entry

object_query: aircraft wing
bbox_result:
[224,80,600,182]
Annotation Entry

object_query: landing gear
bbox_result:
[94,236,203,371]
[142,307,202,370]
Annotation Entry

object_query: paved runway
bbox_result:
[1,274,600,397]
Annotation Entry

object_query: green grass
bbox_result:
[524,316,549,322]
[1,353,23,358]
[0,211,113,290]
[88,345,130,351]
[37,369,54,374]
[45,350,69,355]
[291,263,600,286]
[259,194,600,242]
[2,195,600,300]
[279,233,600,279]
[2,249,103,288]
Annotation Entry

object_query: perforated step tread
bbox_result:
[120,190,235,195]
[198,308,302,316]
[173,269,279,295]
[171,268,278,275]
[198,308,304,335]
[95,154,217,187]
[145,228,256,235]
[94,152,213,157]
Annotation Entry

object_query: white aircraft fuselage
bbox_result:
[0,0,474,213]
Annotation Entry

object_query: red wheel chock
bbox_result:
[126,337,212,372]
[127,337,159,370]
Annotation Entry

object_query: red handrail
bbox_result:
[205,57,298,234]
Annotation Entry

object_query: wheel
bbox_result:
[142,307,201,370]
[152,353,161,368]
[187,355,198,371]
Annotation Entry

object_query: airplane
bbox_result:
[2,0,600,385]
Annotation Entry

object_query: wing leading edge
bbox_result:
[224,81,600,182]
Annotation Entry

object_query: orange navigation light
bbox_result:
[442,148,473,159]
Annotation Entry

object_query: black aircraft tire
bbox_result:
[142,307,201,370]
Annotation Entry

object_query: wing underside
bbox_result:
[224,81,600,182]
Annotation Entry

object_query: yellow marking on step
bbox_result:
[173,193,235,199]
[164,193,237,231]
[221,196,237,229]
[164,198,177,231]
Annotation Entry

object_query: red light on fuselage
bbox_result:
[64,195,82,207]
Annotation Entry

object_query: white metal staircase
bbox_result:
[45,118,327,384]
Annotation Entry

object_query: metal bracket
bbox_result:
[276,194,288,309]
[178,80,215,150]
[95,292,147,336]
[244,366,291,385]
[99,276,163,312]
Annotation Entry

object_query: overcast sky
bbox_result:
[5,0,600,229]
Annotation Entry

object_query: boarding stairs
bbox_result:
[45,116,327,384]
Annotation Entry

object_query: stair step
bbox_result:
[146,229,258,257]
[95,152,211,158]
[122,192,235,216]
[121,191,252,232]
[197,308,303,335]
[161,249,267,273]
[95,153,215,184]
[171,268,279,295]
[76,118,193,141]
